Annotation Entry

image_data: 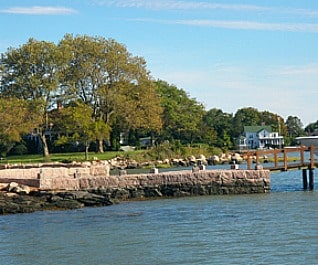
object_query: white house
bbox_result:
[238,126,284,150]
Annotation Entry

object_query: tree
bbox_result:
[155,80,205,145]
[284,116,304,146]
[59,34,162,151]
[0,39,62,158]
[57,101,110,160]
[285,116,304,137]
[203,108,233,147]
[232,107,262,137]
[305,120,318,135]
[0,97,42,155]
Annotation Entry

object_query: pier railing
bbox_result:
[244,146,318,171]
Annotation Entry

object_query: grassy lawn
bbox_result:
[0,146,222,165]
[1,151,126,164]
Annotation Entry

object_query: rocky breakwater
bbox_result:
[0,182,113,215]
[108,153,245,170]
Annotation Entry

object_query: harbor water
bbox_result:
[0,169,317,265]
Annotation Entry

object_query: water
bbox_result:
[0,170,318,265]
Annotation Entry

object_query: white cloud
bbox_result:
[177,19,318,32]
[102,0,268,11]
[1,6,77,15]
[273,64,318,76]
[132,18,318,33]
[100,0,318,18]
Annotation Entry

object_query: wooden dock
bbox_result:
[244,146,317,190]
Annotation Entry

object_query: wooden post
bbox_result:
[255,151,259,166]
[247,153,251,170]
[310,146,315,169]
[302,168,308,190]
[283,148,288,171]
[300,146,305,166]
[309,167,314,190]
[274,149,278,168]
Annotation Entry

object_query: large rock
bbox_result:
[6,182,31,195]
[207,155,220,165]
[231,153,244,163]
[197,154,208,166]
[55,191,113,207]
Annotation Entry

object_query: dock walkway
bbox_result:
[244,146,317,189]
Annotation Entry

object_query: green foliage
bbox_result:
[155,80,204,144]
[0,97,43,155]
[203,108,232,147]
[285,116,304,142]
[8,143,28,156]
[0,34,162,156]
[305,120,318,134]
[59,34,162,138]
[0,34,311,155]
[55,135,69,146]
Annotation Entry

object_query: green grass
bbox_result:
[2,151,125,164]
[1,146,223,165]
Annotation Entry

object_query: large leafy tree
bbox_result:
[232,107,262,137]
[0,35,162,156]
[59,35,162,151]
[0,39,62,158]
[203,108,233,147]
[285,116,303,137]
[232,107,287,138]
[285,116,304,145]
[155,80,204,145]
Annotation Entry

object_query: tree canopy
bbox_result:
[0,35,162,158]
[156,80,204,144]
[0,34,311,158]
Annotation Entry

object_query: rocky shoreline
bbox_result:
[0,184,114,215]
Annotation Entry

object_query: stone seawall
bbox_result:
[0,166,270,200]
[0,168,270,214]
[82,170,270,200]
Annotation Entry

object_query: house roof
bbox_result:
[244,126,272,133]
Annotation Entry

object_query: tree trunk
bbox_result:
[97,139,104,153]
[40,134,50,159]
[85,142,89,161]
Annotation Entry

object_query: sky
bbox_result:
[1,0,318,126]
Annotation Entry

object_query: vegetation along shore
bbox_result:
[1,34,318,163]
[0,35,317,214]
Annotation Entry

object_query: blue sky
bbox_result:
[1,0,318,126]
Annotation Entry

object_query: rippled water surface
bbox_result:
[1,170,318,265]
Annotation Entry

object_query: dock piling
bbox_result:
[302,168,308,190]
[309,167,314,190]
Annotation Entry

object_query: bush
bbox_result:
[8,143,28,155]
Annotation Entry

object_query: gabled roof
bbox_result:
[244,126,272,133]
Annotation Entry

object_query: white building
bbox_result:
[238,126,284,150]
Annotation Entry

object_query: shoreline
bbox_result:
[0,188,114,215]
[0,168,270,215]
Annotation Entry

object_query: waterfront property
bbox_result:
[238,125,284,150]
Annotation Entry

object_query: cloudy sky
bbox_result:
[1,0,318,126]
